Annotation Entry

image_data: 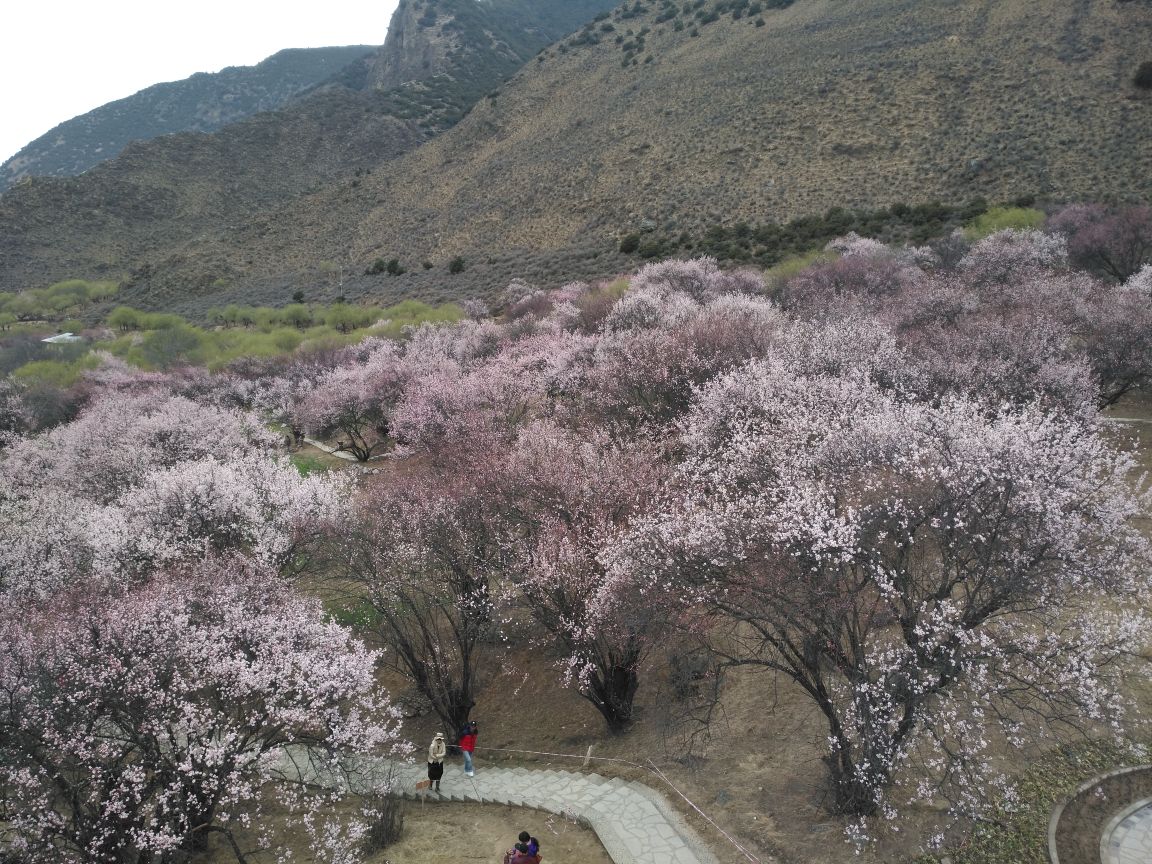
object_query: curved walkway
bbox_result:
[281,749,723,864]
[1049,764,1152,864]
[1102,798,1152,864]
[389,760,722,864]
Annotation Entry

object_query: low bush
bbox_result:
[1134,61,1152,90]
[965,206,1046,240]
[359,793,405,853]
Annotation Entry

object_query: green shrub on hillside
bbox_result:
[964,206,1046,240]
[0,279,118,323]
[138,324,206,370]
[108,306,143,331]
[12,355,100,389]
[96,300,463,371]
[764,249,834,294]
[666,198,997,266]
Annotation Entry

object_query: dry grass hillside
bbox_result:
[0,0,616,302]
[0,88,427,294]
[162,0,1152,309]
[331,0,1152,260]
[2,0,1149,311]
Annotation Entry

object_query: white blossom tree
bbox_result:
[609,359,1152,821]
[0,556,404,864]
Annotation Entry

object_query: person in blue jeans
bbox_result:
[458,720,478,776]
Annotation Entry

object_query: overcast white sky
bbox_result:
[1,0,400,163]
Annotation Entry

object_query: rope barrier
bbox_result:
[472,745,762,863]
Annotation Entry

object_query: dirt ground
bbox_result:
[373,802,612,864]
[195,801,610,864]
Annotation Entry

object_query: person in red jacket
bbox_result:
[459,720,478,776]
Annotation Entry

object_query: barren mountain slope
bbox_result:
[0,0,617,296]
[2,0,1149,307]
[333,0,1152,260]
[129,0,1152,310]
[0,46,375,192]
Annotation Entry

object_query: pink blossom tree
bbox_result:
[1076,278,1152,406]
[891,267,1152,410]
[591,292,780,429]
[628,256,764,301]
[610,361,1152,820]
[109,453,349,578]
[776,253,922,317]
[291,342,410,461]
[1049,203,1152,282]
[0,556,403,864]
[0,393,348,596]
[1,392,280,504]
[957,227,1068,284]
[502,422,669,732]
[390,329,595,455]
[335,469,513,737]
[0,378,30,440]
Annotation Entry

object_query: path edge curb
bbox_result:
[1047,763,1152,864]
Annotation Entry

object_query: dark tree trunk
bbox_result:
[585,662,639,734]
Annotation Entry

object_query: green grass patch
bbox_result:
[324,597,382,633]
[290,454,330,477]
[964,207,1046,241]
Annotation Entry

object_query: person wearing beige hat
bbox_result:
[428,732,447,792]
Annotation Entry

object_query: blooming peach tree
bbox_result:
[503,422,669,732]
[0,557,404,864]
[609,358,1152,823]
[335,469,512,736]
[0,392,348,597]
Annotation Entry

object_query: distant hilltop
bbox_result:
[0,46,376,192]
[2,0,1148,311]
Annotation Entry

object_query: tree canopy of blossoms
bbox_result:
[0,556,403,864]
[3,223,1152,851]
[608,358,1152,819]
[502,422,670,732]
[0,392,348,597]
[1049,203,1152,281]
[335,468,512,737]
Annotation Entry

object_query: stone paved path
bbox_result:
[1103,798,1152,864]
[281,749,724,864]
[391,761,721,864]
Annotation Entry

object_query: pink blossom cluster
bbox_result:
[0,557,403,863]
[0,391,349,597]
[0,386,390,861]
[306,250,1152,836]
[3,234,1152,850]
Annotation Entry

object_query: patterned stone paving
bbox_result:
[1103,799,1152,864]
[281,750,723,864]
